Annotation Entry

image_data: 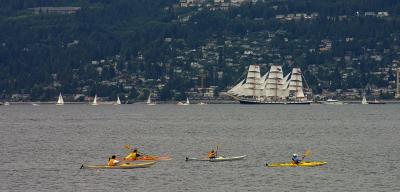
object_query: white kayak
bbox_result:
[185,155,246,162]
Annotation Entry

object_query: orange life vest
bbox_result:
[208,151,217,158]
[108,159,119,166]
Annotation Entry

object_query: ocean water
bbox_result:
[0,104,399,191]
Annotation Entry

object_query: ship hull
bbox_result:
[239,99,311,105]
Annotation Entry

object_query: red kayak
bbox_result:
[121,155,172,161]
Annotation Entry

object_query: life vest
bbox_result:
[292,157,301,164]
[108,159,119,166]
[125,152,138,160]
[208,151,217,158]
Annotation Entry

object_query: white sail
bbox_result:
[261,72,268,84]
[281,72,291,98]
[56,93,64,105]
[147,94,157,105]
[260,72,269,92]
[178,97,189,105]
[116,96,121,105]
[361,95,368,105]
[146,94,151,104]
[264,65,286,100]
[288,68,305,100]
[92,95,98,105]
[242,64,263,97]
[227,79,245,95]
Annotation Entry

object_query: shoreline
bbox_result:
[2,100,400,105]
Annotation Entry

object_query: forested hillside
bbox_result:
[1,0,400,101]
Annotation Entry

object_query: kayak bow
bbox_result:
[266,161,327,167]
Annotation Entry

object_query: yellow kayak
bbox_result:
[80,161,156,169]
[266,161,327,167]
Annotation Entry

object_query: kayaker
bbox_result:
[292,154,301,164]
[208,149,217,159]
[108,155,120,166]
[124,149,141,160]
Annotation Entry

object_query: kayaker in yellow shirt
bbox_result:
[108,155,120,166]
[125,149,141,160]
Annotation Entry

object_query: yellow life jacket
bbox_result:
[125,152,138,160]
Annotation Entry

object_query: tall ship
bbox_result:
[227,64,312,104]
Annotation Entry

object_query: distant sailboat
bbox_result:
[4,102,10,106]
[198,102,207,105]
[146,94,156,105]
[91,95,98,106]
[177,97,190,105]
[184,97,190,105]
[361,95,368,105]
[56,93,64,105]
[115,96,121,105]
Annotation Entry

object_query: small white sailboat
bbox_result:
[115,96,121,105]
[146,94,156,105]
[56,93,64,105]
[177,97,190,105]
[91,95,98,106]
[361,95,368,105]
[4,102,10,106]
[183,97,190,105]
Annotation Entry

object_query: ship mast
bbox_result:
[265,65,284,101]
[245,64,262,99]
[289,68,305,101]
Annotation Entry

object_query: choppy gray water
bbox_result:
[0,104,399,191]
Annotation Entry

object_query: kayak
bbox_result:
[123,155,172,161]
[81,161,156,169]
[266,161,327,167]
[185,155,246,162]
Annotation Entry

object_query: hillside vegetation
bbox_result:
[1,0,399,101]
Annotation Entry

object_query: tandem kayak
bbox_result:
[185,155,246,162]
[80,161,156,169]
[266,161,327,167]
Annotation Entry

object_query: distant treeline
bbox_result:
[0,0,399,100]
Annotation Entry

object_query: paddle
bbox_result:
[216,144,219,157]
[301,149,311,161]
